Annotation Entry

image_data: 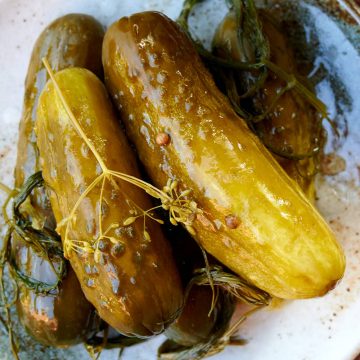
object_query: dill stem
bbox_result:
[251,80,295,123]
[1,191,16,225]
[64,173,105,252]
[201,248,216,316]
[264,59,328,116]
[0,183,12,195]
[98,175,107,238]
[42,58,108,172]
[108,171,170,201]
[118,348,125,360]
[223,305,264,340]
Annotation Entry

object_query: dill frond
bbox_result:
[177,0,331,161]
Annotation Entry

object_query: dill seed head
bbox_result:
[123,216,136,226]
[143,230,151,242]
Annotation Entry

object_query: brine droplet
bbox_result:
[134,251,142,264]
[111,243,125,257]
[81,142,89,158]
[111,278,120,295]
[100,294,110,309]
[85,277,96,288]
[98,239,109,251]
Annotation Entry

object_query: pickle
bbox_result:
[15,13,104,188]
[165,286,216,347]
[35,67,183,337]
[162,225,230,347]
[102,11,345,300]
[159,285,236,360]
[212,10,320,200]
[161,231,236,354]
[12,14,104,346]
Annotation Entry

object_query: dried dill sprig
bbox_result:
[158,289,266,360]
[190,265,271,306]
[0,172,68,359]
[178,0,268,73]
[177,0,333,162]
[158,290,235,360]
[157,246,270,360]
[85,325,146,360]
[7,172,66,294]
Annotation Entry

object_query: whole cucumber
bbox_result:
[13,14,103,346]
[102,11,345,300]
[15,13,104,189]
[36,67,183,337]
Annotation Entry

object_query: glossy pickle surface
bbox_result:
[165,285,221,347]
[102,11,345,300]
[13,14,104,347]
[36,68,183,337]
[213,10,319,200]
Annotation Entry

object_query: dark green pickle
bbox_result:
[165,285,225,347]
[13,14,104,347]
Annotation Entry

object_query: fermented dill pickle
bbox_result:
[102,11,345,299]
[212,10,319,200]
[15,14,104,188]
[35,68,183,337]
[13,14,104,346]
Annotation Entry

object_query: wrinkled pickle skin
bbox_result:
[13,14,104,347]
[102,11,345,300]
[36,68,183,337]
[213,10,318,201]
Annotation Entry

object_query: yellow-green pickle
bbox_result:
[102,11,345,300]
[212,9,321,201]
[35,67,183,337]
[12,14,104,346]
